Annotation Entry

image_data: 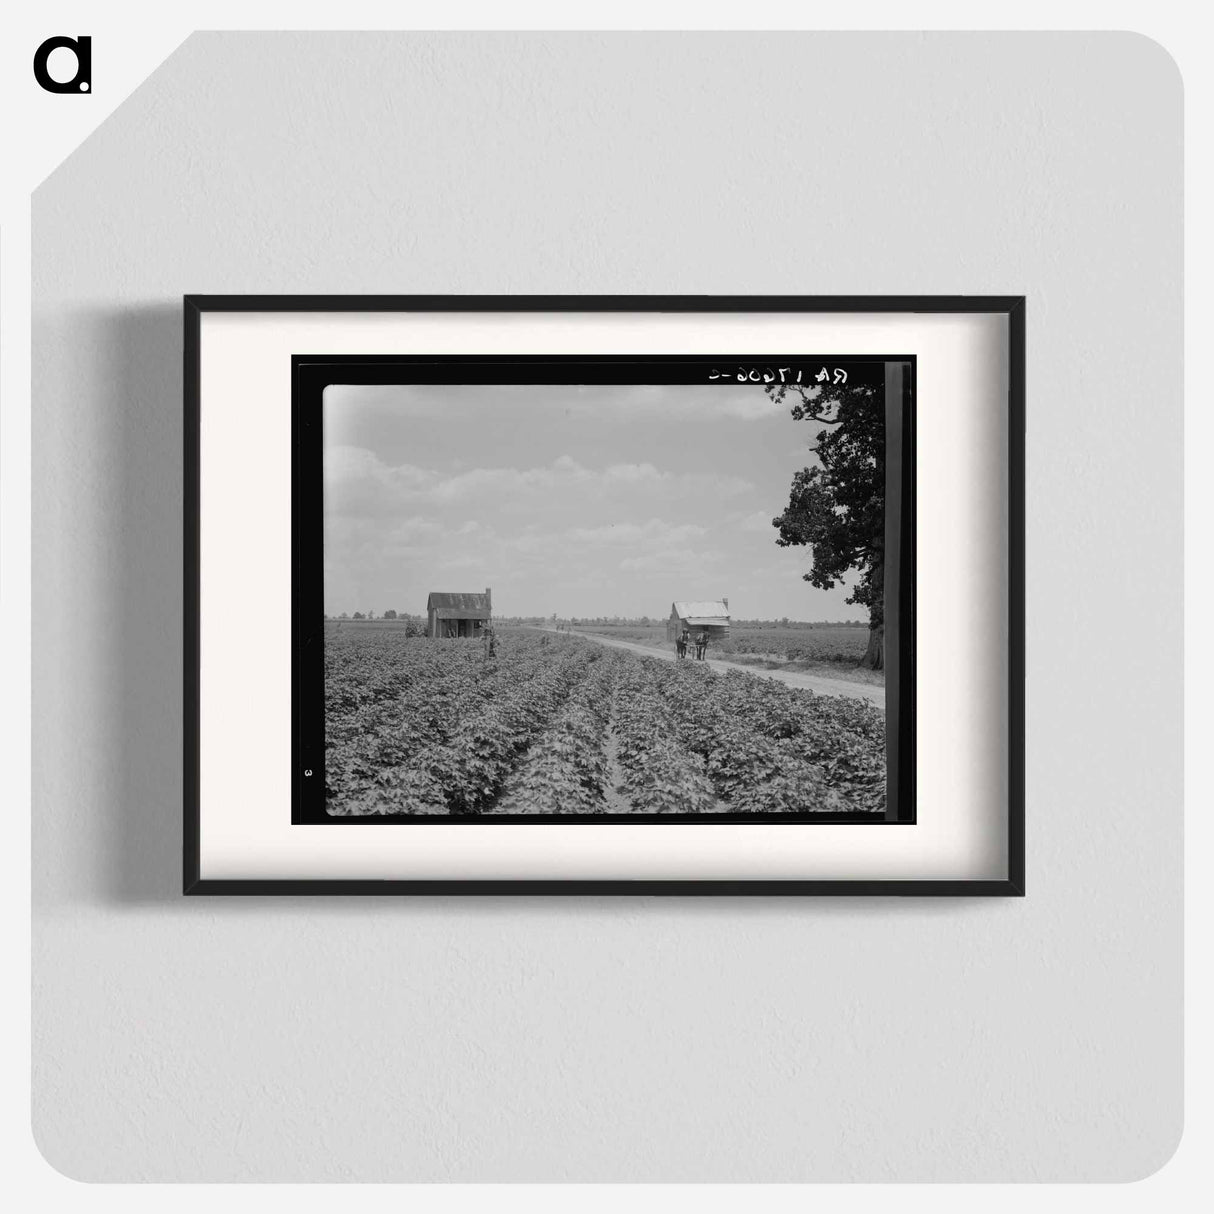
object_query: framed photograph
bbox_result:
[185,296,1024,894]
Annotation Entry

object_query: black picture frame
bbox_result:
[184,295,1025,896]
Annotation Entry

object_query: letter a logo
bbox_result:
[33,36,92,94]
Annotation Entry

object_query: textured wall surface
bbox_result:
[32,33,1182,1181]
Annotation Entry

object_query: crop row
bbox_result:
[620,655,852,813]
[328,634,595,815]
[489,653,619,814]
[611,654,718,814]
[323,629,885,816]
[696,666,886,812]
[325,631,542,806]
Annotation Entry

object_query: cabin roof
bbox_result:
[672,599,730,622]
[427,591,491,614]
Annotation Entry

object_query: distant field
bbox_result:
[326,619,882,683]
[569,624,668,646]
[571,622,881,684]
[327,618,422,629]
[728,625,871,665]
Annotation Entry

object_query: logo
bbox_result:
[33,35,91,94]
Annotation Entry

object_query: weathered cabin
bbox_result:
[427,588,492,638]
[666,598,731,643]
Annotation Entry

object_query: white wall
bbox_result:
[31,32,1182,1181]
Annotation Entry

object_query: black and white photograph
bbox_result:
[299,356,914,824]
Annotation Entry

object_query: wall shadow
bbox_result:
[91,304,184,905]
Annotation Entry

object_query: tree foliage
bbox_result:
[765,380,885,669]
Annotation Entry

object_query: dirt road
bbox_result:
[577,631,886,710]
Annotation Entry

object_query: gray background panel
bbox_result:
[32,32,1181,1181]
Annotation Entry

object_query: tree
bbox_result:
[352,611,366,620]
[765,379,885,670]
[383,609,397,620]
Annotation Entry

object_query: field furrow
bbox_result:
[610,654,719,814]
[332,637,595,815]
[489,652,618,814]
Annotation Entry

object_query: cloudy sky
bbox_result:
[322,382,864,621]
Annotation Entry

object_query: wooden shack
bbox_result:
[666,598,731,643]
[427,588,492,638]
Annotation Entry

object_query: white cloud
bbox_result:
[737,509,779,533]
[619,549,721,574]
[566,519,706,547]
[326,448,752,518]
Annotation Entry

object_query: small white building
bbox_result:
[666,598,731,643]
